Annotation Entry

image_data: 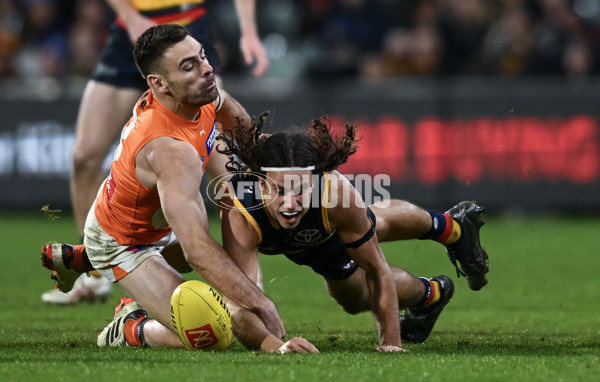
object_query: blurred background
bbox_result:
[1,0,600,214]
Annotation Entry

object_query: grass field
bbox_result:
[1,210,599,381]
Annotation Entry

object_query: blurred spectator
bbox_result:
[305,0,388,77]
[0,0,26,76]
[67,0,108,77]
[4,0,600,79]
[436,0,495,76]
[480,3,535,76]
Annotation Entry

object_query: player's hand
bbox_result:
[278,337,320,354]
[240,34,269,77]
[255,300,286,339]
[375,345,408,353]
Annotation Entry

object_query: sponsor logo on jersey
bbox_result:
[206,121,216,155]
[293,229,322,244]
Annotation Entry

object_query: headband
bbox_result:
[260,166,315,172]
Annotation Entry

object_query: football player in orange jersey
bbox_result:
[42,0,269,304]
[46,24,309,351]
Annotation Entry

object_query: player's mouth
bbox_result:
[280,211,301,224]
[205,75,216,90]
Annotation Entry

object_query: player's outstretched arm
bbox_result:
[136,137,285,339]
[327,174,405,352]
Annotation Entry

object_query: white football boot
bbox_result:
[97,297,148,347]
[41,273,112,304]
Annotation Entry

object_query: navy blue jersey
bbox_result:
[228,172,376,280]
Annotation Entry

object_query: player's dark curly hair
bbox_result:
[217,112,359,177]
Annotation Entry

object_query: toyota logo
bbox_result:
[294,229,322,243]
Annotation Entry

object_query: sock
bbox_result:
[124,317,150,347]
[419,210,461,246]
[67,244,95,273]
[414,277,441,310]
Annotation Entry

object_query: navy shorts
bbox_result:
[91,17,220,90]
[284,208,376,280]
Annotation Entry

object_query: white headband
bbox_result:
[260,166,315,172]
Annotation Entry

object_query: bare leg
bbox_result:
[370,199,432,242]
[71,81,142,235]
[325,267,425,314]
[115,255,185,348]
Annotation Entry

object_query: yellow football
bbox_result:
[170,280,233,351]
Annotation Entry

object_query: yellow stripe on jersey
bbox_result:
[232,197,263,244]
[130,0,204,12]
[321,172,333,235]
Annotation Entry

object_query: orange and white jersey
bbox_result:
[94,89,217,245]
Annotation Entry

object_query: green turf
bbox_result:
[0,210,599,381]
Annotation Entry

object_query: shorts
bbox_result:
[83,206,179,283]
[284,208,377,280]
[91,16,220,90]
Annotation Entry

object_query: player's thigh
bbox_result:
[116,255,185,332]
[325,268,370,314]
[73,81,141,157]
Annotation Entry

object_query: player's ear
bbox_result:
[147,74,168,94]
[258,177,267,192]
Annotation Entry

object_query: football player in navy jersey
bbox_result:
[216,114,489,352]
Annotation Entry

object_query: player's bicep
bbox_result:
[329,188,386,272]
[144,138,206,228]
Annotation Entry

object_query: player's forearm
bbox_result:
[233,0,259,36]
[164,195,263,312]
[366,271,402,346]
[230,304,283,352]
[216,90,251,137]
[181,229,285,337]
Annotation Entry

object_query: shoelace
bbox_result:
[447,252,467,278]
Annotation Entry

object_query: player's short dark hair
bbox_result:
[217,112,359,176]
[133,24,190,79]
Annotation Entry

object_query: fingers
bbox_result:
[375,345,408,353]
[240,37,269,77]
[250,54,269,77]
[278,337,320,354]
